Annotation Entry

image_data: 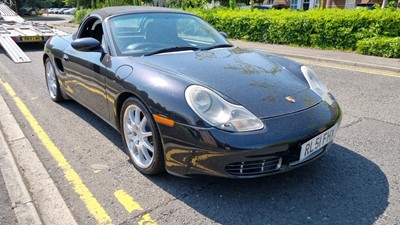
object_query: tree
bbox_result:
[107,0,129,6]
[23,0,54,8]
[3,0,22,14]
[229,0,236,9]
[172,0,234,8]
[132,0,141,5]
[4,0,67,14]
[382,0,388,8]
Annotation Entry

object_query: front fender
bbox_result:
[122,65,206,127]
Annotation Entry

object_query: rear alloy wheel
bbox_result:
[121,97,164,175]
[45,58,64,102]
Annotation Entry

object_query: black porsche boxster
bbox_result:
[43,6,341,178]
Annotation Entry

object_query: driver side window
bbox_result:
[79,18,103,44]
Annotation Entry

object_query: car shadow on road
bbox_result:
[56,101,388,225]
[57,101,125,149]
[16,43,45,52]
[147,144,388,225]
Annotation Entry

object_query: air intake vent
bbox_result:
[226,157,282,177]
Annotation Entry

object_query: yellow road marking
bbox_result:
[139,214,157,225]
[292,58,400,79]
[114,190,143,213]
[1,80,113,225]
[114,190,157,225]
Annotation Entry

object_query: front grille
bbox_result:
[225,157,282,177]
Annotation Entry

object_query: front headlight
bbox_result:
[185,85,264,132]
[301,66,333,104]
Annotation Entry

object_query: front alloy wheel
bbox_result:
[121,97,164,175]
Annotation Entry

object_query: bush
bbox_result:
[189,8,400,57]
[356,36,400,58]
[74,8,95,24]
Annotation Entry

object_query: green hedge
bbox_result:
[357,36,400,58]
[74,8,95,24]
[190,8,400,58]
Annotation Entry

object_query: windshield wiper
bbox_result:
[202,44,233,51]
[144,46,200,56]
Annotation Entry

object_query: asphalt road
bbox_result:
[0,20,399,225]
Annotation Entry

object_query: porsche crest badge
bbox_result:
[285,96,296,103]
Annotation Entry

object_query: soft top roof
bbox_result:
[89,6,192,20]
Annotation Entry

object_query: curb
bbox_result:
[0,124,42,225]
[0,90,78,225]
[0,101,42,224]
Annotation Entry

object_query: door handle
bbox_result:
[63,54,69,61]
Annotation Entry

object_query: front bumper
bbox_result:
[158,100,341,178]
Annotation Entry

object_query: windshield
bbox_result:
[108,13,231,56]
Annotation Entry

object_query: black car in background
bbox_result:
[356,3,375,9]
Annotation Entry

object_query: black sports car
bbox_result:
[43,6,341,178]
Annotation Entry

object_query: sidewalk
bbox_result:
[0,171,18,224]
[0,31,399,224]
[231,40,400,73]
[0,99,43,225]
[0,87,77,225]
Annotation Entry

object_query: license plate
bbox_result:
[21,36,43,42]
[300,124,338,162]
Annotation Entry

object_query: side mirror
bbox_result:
[219,32,228,39]
[71,37,101,52]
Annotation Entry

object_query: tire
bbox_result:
[121,97,165,175]
[45,58,64,102]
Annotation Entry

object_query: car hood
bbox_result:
[134,47,321,118]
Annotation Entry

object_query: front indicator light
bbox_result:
[153,114,175,127]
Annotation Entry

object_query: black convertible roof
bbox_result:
[90,6,191,20]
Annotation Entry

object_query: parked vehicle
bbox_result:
[0,3,67,63]
[240,4,289,9]
[255,4,289,9]
[48,8,59,14]
[63,8,77,14]
[20,8,37,16]
[56,8,69,14]
[356,3,375,9]
[43,6,341,178]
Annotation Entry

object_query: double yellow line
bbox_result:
[0,80,156,225]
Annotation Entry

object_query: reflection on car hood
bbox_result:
[134,47,322,118]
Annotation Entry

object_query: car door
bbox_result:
[62,17,111,121]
